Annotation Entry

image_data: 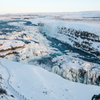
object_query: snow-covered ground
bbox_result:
[0,11,100,100]
[0,58,100,100]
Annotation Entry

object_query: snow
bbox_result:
[0,58,100,100]
[40,20,100,36]
[0,11,100,100]
[0,40,25,51]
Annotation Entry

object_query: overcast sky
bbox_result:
[0,0,100,14]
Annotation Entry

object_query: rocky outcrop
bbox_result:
[0,40,25,57]
[84,67,100,85]
[51,55,100,86]
[0,40,25,51]
[0,44,3,47]
[57,27,100,56]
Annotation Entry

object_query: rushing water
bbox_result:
[46,36,100,64]
[37,26,100,65]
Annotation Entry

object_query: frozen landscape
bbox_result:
[0,11,100,99]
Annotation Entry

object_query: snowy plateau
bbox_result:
[0,11,100,100]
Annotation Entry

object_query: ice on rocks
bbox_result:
[51,55,100,85]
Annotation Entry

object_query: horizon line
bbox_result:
[0,10,100,15]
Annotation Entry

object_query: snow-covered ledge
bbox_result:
[0,40,25,57]
[51,55,100,86]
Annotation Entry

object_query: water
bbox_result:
[39,31,100,64]
[0,20,25,35]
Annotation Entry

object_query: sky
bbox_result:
[0,0,100,14]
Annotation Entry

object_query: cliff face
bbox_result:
[40,21,100,57]
[57,27,100,56]
[51,55,100,86]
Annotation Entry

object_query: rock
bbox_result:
[0,44,3,47]
[0,40,25,57]
[84,67,100,85]
[92,94,100,100]
[0,40,25,52]
[51,55,100,85]
[52,66,59,74]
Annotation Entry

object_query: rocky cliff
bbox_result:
[56,27,100,56]
[51,55,100,86]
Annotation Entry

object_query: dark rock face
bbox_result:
[84,66,100,85]
[92,94,100,100]
[57,27,100,56]
[0,40,25,58]
[0,44,3,47]
[0,88,7,95]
